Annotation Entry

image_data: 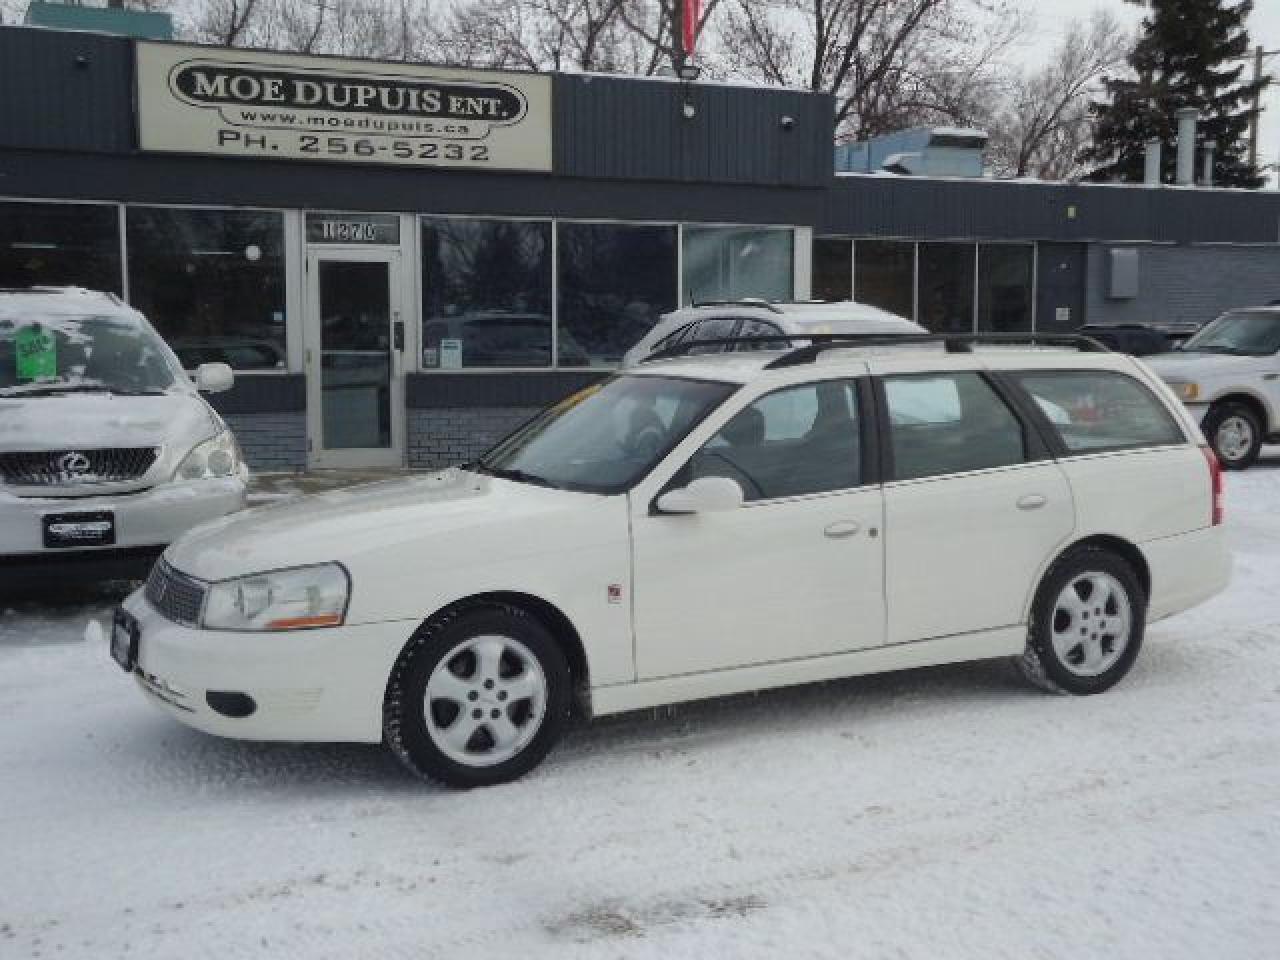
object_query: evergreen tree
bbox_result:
[1080,0,1269,187]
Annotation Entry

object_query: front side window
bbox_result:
[885,372,1025,480]
[1014,371,1185,453]
[557,223,678,368]
[477,375,734,494]
[126,207,286,371]
[0,310,177,395]
[1182,310,1280,356]
[0,201,122,294]
[421,218,553,369]
[686,380,862,501]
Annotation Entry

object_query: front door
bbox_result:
[305,251,405,468]
[631,378,886,680]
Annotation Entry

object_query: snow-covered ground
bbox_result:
[2,464,1278,960]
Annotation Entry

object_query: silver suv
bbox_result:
[621,300,925,367]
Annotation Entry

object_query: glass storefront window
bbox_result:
[917,242,976,333]
[420,218,553,369]
[854,240,914,319]
[126,207,286,370]
[682,226,793,304]
[813,237,853,301]
[0,201,122,294]
[558,223,678,367]
[978,244,1034,332]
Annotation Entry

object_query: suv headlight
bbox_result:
[175,429,242,481]
[202,563,350,631]
[1166,380,1201,402]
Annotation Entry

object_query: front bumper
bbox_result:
[120,589,412,743]
[0,476,246,562]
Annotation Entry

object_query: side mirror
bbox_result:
[655,476,745,515]
[195,362,234,394]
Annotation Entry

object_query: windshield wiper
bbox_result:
[468,461,560,489]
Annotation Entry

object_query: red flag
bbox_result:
[682,0,701,59]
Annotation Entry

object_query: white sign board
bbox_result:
[135,43,552,172]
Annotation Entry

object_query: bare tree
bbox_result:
[432,0,633,72]
[617,0,725,76]
[185,0,435,60]
[718,0,1021,140]
[983,10,1128,178]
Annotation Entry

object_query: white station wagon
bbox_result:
[114,334,1230,787]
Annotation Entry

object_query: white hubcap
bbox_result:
[424,635,547,767]
[1216,415,1254,462]
[1050,572,1132,677]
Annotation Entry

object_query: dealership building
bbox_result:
[3,24,1280,471]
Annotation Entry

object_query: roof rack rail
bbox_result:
[686,297,785,313]
[640,332,1110,367]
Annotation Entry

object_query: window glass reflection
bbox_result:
[978,245,1034,332]
[0,202,121,294]
[917,242,975,333]
[813,237,853,301]
[557,223,677,367]
[682,226,793,304]
[126,207,286,370]
[421,218,553,368]
[854,240,914,319]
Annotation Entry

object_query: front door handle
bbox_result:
[1017,494,1048,511]
[824,521,860,539]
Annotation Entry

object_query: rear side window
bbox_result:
[686,316,739,355]
[735,317,785,352]
[884,373,1026,481]
[1013,371,1185,453]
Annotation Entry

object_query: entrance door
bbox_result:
[305,250,405,468]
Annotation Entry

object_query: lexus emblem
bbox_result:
[59,451,91,476]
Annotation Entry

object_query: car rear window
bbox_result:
[1012,370,1185,453]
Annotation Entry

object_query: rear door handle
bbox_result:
[824,521,860,538]
[1017,494,1047,511]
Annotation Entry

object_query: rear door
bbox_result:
[877,366,1075,644]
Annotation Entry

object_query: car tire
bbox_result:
[383,604,571,788]
[1203,401,1262,470]
[1018,546,1146,696]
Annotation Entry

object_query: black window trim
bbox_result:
[1000,367,1192,459]
[873,369,1052,485]
[653,374,878,512]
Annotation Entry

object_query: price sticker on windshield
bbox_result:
[15,326,56,381]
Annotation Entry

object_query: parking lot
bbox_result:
[0,459,1275,959]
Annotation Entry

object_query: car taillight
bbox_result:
[1201,445,1224,526]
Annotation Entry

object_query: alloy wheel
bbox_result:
[423,634,548,767]
[1049,572,1133,678]
[1215,415,1255,464]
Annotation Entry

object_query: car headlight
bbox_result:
[1166,381,1201,402]
[175,429,242,481]
[202,563,350,631]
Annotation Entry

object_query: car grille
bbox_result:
[0,447,159,486]
[145,560,208,627]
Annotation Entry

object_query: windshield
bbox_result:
[476,375,737,493]
[0,312,178,396]
[1182,310,1280,356]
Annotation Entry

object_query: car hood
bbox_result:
[0,390,218,452]
[166,468,600,582]
[1143,351,1259,381]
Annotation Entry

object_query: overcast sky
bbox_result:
[1010,0,1280,186]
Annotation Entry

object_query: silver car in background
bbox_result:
[0,287,248,585]
[621,300,927,367]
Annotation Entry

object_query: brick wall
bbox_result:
[1087,244,1280,327]
[223,412,307,473]
[408,406,538,469]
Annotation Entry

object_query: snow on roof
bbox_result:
[0,286,139,322]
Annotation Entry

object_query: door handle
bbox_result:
[824,521,860,539]
[1017,494,1047,511]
